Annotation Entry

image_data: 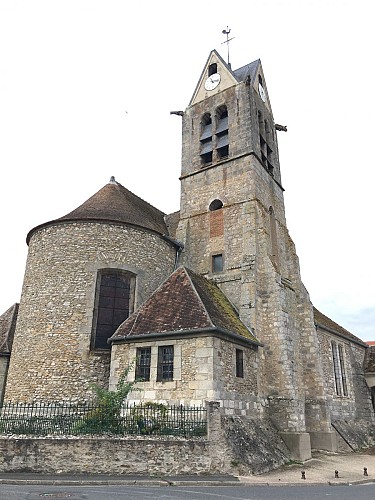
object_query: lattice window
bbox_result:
[157,345,174,381]
[135,347,151,381]
[92,269,135,349]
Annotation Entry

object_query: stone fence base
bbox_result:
[0,402,293,476]
[0,437,213,475]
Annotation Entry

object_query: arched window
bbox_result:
[216,105,229,159]
[200,113,213,165]
[209,199,224,237]
[209,199,223,211]
[92,269,135,349]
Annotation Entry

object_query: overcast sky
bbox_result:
[0,0,374,340]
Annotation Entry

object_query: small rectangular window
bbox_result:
[212,254,223,273]
[236,349,244,378]
[157,345,174,381]
[135,347,151,381]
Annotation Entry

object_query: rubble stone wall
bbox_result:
[5,222,175,402]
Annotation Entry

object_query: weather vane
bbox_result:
[222,26,234,67]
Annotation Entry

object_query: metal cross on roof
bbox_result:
[222,26,235,67]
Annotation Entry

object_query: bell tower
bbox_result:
[176,50,336,458]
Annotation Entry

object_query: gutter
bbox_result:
[161,234,184,270]
[110,326,261,348]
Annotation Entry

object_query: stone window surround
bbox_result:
[235,348,244,378]
[233,346,246,379]
[92,269,136,350]
[200,105,229,166]
[211,252,224,273]
[135,346,152,381]
[83,262,145,353]
[127,341,182,388]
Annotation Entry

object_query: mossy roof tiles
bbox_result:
[27,179,168,243]
[110,266,259,345]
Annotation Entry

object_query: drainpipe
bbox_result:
[162,235,184,270]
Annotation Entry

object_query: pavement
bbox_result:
[0,451,374,487]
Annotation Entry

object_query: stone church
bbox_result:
[1,49,374,460]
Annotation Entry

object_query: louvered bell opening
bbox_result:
[201,141,213,154]
[200,123,212,141]
[217,134,229,148]
[216,116,228,134]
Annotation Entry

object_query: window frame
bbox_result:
[91,269,135,350]
[157,345,174,382]
[212,253,223,273]
[135,346,152,381]
[235,348,244,378]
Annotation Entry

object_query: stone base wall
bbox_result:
[0,403,291,476]
[0,437,212,475]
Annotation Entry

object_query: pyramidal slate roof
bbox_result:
[27,177,168,243]
[110,266,259,345]
[313,307,367,347]
[233,59,260,84]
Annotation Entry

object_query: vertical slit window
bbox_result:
[338,344,348,396]
[331,341,348,396]
[236,349,244,378]
[157,345,174,381]
[135,347,151,381]
[269,206,279,268]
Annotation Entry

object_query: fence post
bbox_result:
[206,401,221,440]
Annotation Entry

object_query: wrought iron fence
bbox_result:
[0,401,207,437]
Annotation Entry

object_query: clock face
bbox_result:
[258,83,266,102]
[204,73,221,91]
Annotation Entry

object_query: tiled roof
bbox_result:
[27,178,168,243]
[313,307,367,347]
[0,303,18,353]
[110,266,259,345]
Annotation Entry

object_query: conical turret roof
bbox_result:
[27,177,168,243]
